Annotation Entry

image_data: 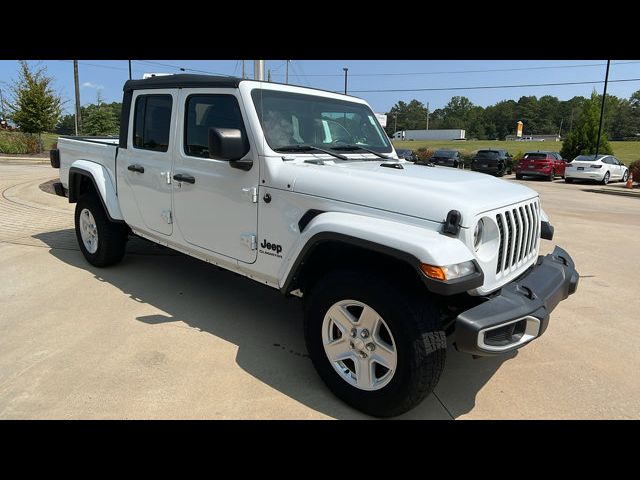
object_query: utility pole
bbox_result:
[254,60,264,81]
[0,87,5,121]
[128,60,132,80]
[426,102,430,131]
[595,60,610,157]
[285,60,290,84]
[558,118,564,139]
[73,60,82,136]
[343,67,349,95]
[242,60,246,79]
[267,69,272,82]
[394,114,397,135]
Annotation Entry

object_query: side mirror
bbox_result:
[208,128,252,171]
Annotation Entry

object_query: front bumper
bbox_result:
[454,246,579,356]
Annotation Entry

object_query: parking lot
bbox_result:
[0,161,638,419]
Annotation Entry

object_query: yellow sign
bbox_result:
[516,121,523,138]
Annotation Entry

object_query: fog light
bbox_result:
[420,260,476,281]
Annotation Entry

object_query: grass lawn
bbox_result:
[393,140,640,165]
[41,132,59,150]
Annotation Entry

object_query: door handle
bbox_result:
[173,173,196,184]
[128,164,145,173]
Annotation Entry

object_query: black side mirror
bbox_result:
[208,128,252,171]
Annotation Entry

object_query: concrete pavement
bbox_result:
[0,164,638,419]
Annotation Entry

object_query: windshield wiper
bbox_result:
[328,144,392,159]
[273,144,348,161]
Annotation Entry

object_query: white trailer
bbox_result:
[393,129,466,141]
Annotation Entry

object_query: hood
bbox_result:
[289,160,538,227]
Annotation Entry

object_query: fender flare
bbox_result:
[280,211,483,296]
[68,160,124,222]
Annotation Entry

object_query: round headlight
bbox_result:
[473,219,484,251]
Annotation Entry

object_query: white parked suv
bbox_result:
[49,74,579,417]
[565,154,630,185]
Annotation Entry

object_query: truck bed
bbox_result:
[58,136,119,190]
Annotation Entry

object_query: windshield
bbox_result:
[434,150,455,158]
[251,89,392,154]
[396,149,411,155]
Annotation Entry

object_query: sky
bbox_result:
[1,59,640,116]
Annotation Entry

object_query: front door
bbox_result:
[118,91,175,236]
[172,89,258,263]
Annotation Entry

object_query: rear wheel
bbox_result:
[565,177,574,184]
[516,173,523,180]
[75,193,128,267]
[547,171,554,181]
[601,171,610,185]
[304,268,446,418]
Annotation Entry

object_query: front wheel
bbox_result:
[622,170,629,183]
[75,193,128,267]
[304,268,446,418]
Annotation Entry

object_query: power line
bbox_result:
[136,60,233,77]
[271,61,640,78]
[348,77,640,93]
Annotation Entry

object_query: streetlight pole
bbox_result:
[595,59,610,157]
[394,114,397,135]
[242,60,246,79]
[286,60,290,84]
[73,60,82,136]
[426,102,430,131]
[343,67,348,95]
[128,60,132,80]
[254,60,265,81]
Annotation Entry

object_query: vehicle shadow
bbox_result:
[34,229,514,419]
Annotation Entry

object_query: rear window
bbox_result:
[434,150,455,158]
[573,155,602,162]
[523,153,547,160]
[476,150,499,158]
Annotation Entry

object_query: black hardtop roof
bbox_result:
[123,74,242,92]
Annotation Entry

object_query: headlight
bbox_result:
[473,219,484,251]
[420,260,476,281]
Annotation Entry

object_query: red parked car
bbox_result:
[515,151,566,181]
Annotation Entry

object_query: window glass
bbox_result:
[133,95,172,152]
[184,95,247,158]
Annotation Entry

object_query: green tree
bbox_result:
[560,90,613,160]
[385,100,428,134]
[7,61,62,152]
[55,114,76,135]
[82,92,118,136]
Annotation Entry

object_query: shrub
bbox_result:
[629,160,640,183]
[0,131,40,154]
[416,147,435,161]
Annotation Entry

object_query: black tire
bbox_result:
[565,177,574,184]
[516,173,523,180]
[304,268,446,418]
[621,170,629,183]
[74,192,128,267]
[546,171,554,182]
[601,171,610,185]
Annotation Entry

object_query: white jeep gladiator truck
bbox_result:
[50,74,579,417]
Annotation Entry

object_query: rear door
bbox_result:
[553,153,566,176]
[171,89,259,263]
[117,91,175,235]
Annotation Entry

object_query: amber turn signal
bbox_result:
[420,264,447,281]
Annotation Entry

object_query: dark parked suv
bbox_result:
[429,149,461,168]
[471,149,513,176]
